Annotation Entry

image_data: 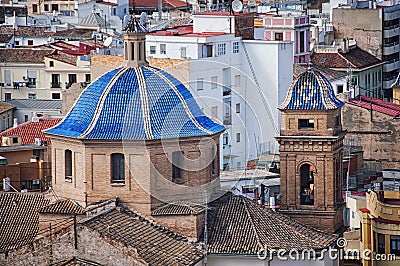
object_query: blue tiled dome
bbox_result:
[45,67,224,139]
[279,67,344,110]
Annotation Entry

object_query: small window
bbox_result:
[233,41,239,53]
[211,76,217,89]
[172,151,183,183]
[298,119,314,129]
[32,4,38,13]
[65,149,72,180]
[4,93,11,101]
[49,61,54,67]
[180,47,186,58]
[27,40,33,46]
[223,133,228,145]
[275,32,283,41]
[377,233,385,254]
[337,85,344,94]
[217,43,226,56]
[24,115,29,122]
[28,93,36,99]
[52,93,61,100]
[197,78,204,91]
[236,103,240,113]
[85,74,91,83]
[390,235,400,256]
[111,153,125,183]
[236,132,240,143]
[51,4,58,11]
[160,44,166,54]
[150,45,156,54]
[44,4,49,11]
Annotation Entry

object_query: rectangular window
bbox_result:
[390,235,400,256]
[275,32,283,41]
[205,45,213,57]
[65,150,72,180]
[4,93,11,101]
[2,116,5,130]
[49,61,54,67]
[172,151,183,183]
[111,153,125,183]
[44,4,49,12]
[223,133,228,145]
[298,119,314,129]
[51,4,58,11]
[377,233,385,254]
[28,93,36,99]
[27,40,33,46]
[85,74,91,83]
[68,74,77,84]
[180,47,187,58]
[236,132,240,142]
[236,103,240,113]
[160,44,166,54]
[27,70,36,88]
[150,46,156,54]
[217,43,226,56]
[52,93,61,100]
[24,115,29,122]
[211,76,218,89]
[51,74,60,88]
[197,78,204,91]
[337,85,344,94]
[233,41,239,53]
[32,4,38,13]
[299,31,305,53]
[235,75,241,87]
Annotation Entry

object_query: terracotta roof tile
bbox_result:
[311,47,382,70]
[82,208,204,265]
[151,202,205,216]
[0,118,61,145]
[0,102,15,113]
[348,95,400,118]
[52,28,95,39]
[294,64,346,81]
[0,25,51,37]
[46,50,78,66]
[0,48,54,63]
[0,34,12,43]
[50,257,103,266]
[0,193,49,252]
[39,199,86,215]
[206,195,338,255]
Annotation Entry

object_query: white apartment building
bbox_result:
[147,12,293,170]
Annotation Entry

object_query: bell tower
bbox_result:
[276,68,345,233]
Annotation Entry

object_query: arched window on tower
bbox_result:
[300,164,314,205]
[172,151,184,184]
[111,153,125,183]
[65,149,72,180]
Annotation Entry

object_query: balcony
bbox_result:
[383,25,400,38]
[51,82,61,88]
[383,59,400,72]
[367,190,400,222]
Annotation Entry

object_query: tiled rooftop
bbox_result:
[0,102,15,113]
[39,199,86,215]
[0,193,49,252]
[206,195,338,255]
[82,208,204,265]
[0,118,61,145]
[348,95,400,118]
[46,50,78,66]
[280,67,344,110]
[7,99,62,110]
[149,25,227,37]
[311,47,382,70]
[0,25,51,37]
[46,67,224,140]
[136,0,188,8]
[151,202,205,216]
[0,48,54,63]
[52,28,95,39]
[50,257,103,266]
[294,64,346,81]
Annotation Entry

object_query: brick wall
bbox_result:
[342,103,400,169]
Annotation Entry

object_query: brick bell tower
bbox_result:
[276,67,345,233]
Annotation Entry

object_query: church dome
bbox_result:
[279,67,344,110]
[45,66,224,140]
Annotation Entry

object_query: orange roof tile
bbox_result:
[0,118,61,145]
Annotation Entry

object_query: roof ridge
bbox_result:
[336,52,356,68]
[240,197,264,249]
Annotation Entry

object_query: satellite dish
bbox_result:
[232,0,243,13]
[104,37,112,47]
